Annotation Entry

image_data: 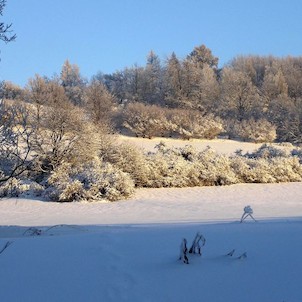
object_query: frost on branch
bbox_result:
[44,160,135,202]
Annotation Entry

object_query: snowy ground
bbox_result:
[1,182,302,302]
[117,134,292,155]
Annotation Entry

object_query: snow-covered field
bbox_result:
[1,182,302,302]
[0,138,302,302]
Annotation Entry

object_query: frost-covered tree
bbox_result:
[26,74,52,125]
[142,50,163,104]
[0,81,24,100]
[280,56,302,100]
[186,44,218,70]
[229,55,269,87]
[85,79,116,127]
[179,44,220,112]
[262,63,288,100]
[122,65,145,102]
[30,98,101,173]
[225,118,276,143]
[60,60,86,106]
[0,100,33,183]
[164,52,183,108]
[266,95,301,143]
[220,68,260,121]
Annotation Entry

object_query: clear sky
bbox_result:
[1,0,302,87]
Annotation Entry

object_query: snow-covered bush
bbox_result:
[101,142,150,187]
[142,144,239,188]
[226,118,276,142]
[44,160,135,202]
[85,162,135,201]
[291,147,302,163]
[0,178,44,197]
[196,147,239,186]
[123,102,167,138]
[166,109,223,139]
[269,157,302,182]
[144,151,200,188]
[232,145,302,183]
[0,178,23,197]
[122,104,223,140]
[243,144,289,159]
[57,180,85,202]
[136,142,200,187]
[234,157,276,183]
[134,142,302,189]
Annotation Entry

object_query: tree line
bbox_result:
[2,45,302,143]
[95,46,302,143]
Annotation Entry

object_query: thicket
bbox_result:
[121,102,223,139]
[2,136,301,201]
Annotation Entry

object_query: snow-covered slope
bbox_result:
[0,136,301,302]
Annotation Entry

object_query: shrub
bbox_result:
[122,102,167,138]
[232,157,276,183]
[44,160,135,202]
[165,109,223,139]
[196,147,239,185]
[232,145,302,183]
[243,144,289,159]
[144,151,199,187]
[101,142,150,187]
[226,118,276,142]
[292,147,302,163]
[122,104,223,140]
[0,178,44,197]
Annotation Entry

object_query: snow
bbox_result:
[117,134,291,155]
[1,182,302,301]
[0,137,302,301]
[1,182,301,226]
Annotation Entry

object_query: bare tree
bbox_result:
[0,0,16,44]
[0,100,33,183]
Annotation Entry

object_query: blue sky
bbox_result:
[1,0,302,87]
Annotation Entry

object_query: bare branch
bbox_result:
[0,0,16,44]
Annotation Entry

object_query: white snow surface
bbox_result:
[1,183,302,302]
[1,137,302,302]
[117,134,291,155]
